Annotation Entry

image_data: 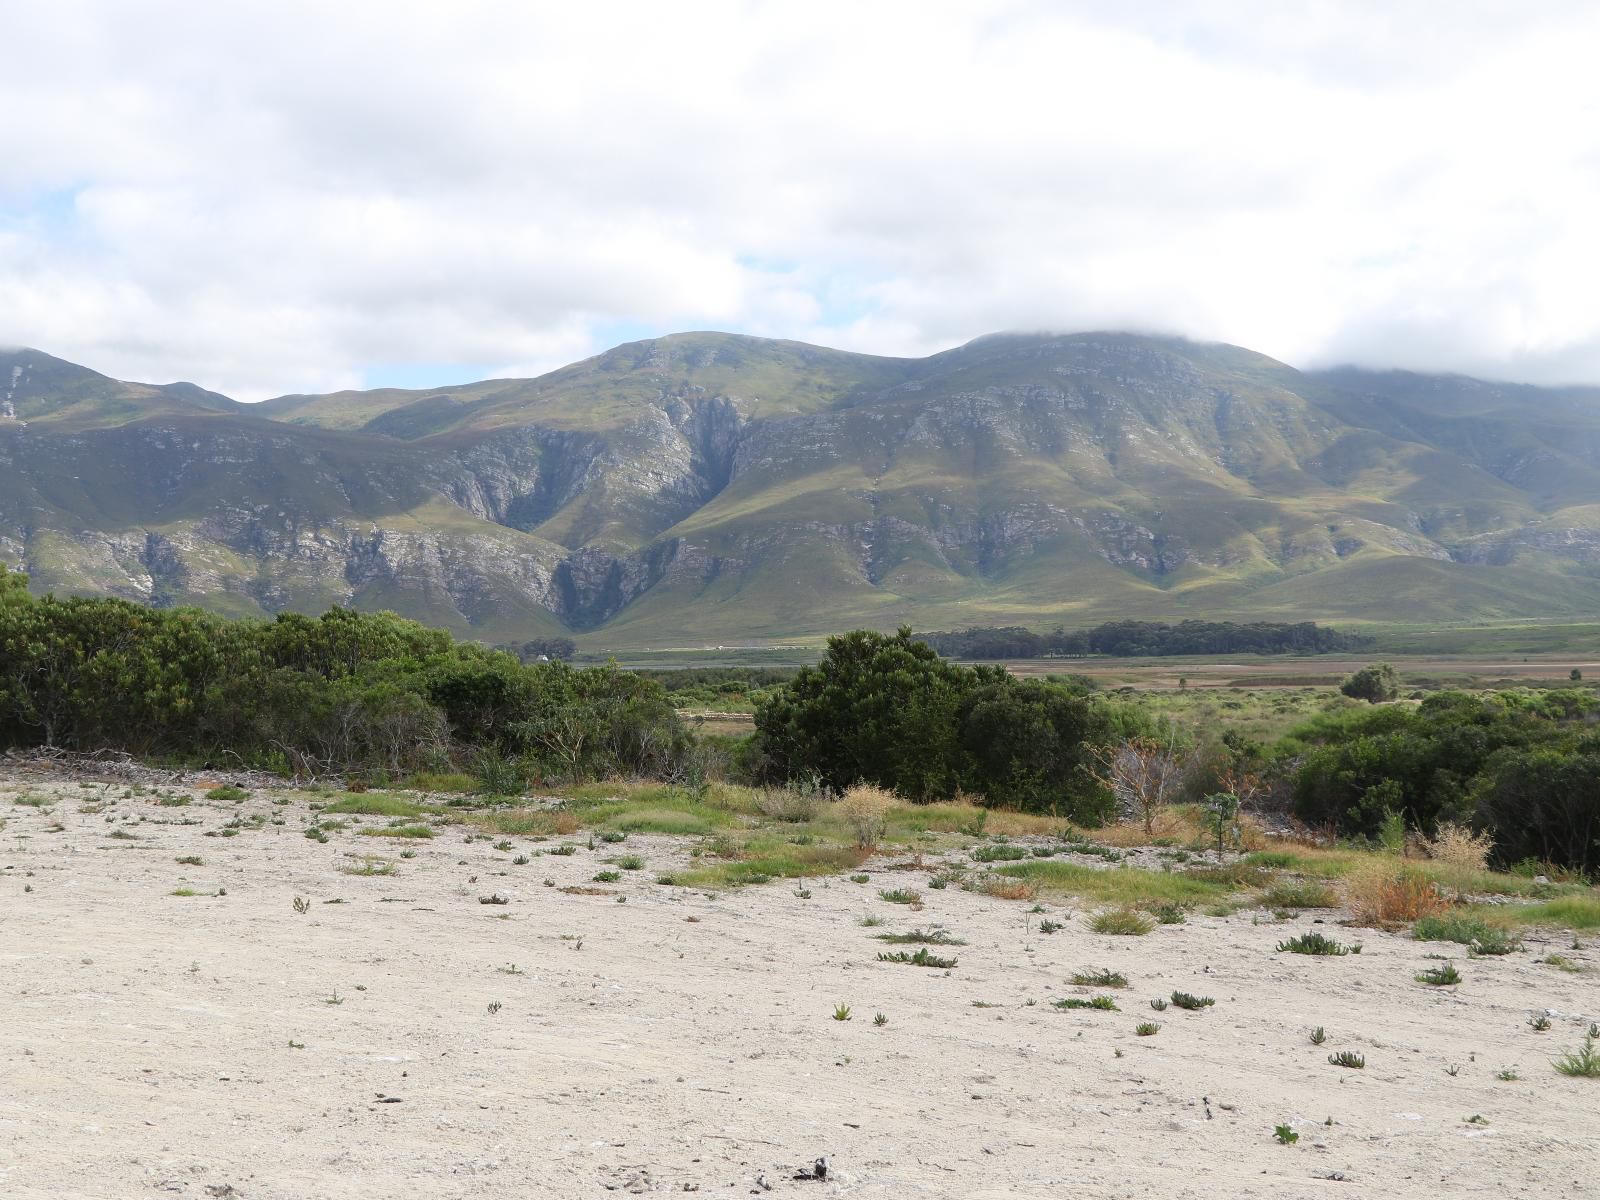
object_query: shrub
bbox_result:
[1344,861,1451,925]
[1135,1021,1160,1036]
[753,777,827,823]
[1328,1050,1365,1068]
[1170,991,1214,1011]
[967,873,1036,901]
[839,785,897,849]
[1426,822,1494,873]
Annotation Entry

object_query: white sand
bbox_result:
[2,778,1597,1198]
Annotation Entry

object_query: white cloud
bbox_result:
[1,0,1598,398]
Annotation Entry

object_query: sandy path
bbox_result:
[2,779,1597,1198]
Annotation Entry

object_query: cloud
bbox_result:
[1,0,1598,398]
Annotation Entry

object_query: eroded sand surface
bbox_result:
[2,777,1597,1198]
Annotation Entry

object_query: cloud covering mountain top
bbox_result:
[3,1,1598,399]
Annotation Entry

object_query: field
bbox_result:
[4,774,1598,1198]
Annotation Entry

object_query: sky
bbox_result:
[3,0,1599,401]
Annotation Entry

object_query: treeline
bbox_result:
[4,567,1595,872]
[917,620,1369,659]
[0,565,686,781]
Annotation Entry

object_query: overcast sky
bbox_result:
[3,1,1599,400]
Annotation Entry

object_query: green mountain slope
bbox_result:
[6,332,1600,644]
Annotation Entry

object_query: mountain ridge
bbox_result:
[6,331,1600,643]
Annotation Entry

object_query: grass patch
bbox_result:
[1070,968,1129,988]
[471,808,582,837]
[359,823,434,839]
[877,947,957,968]
[1502,895,1600,931]
[1258,880,1339,910]
[1416,962,1462,986]
[321,793,428,818]
[970,843,1030,863]
[876,929,965,945]
[341,856,397,876]
[1054,996,1119,1011]
[672,840,868,888]
[998,861,1231,906]
[1413,912,1522,954]
[1088,909,1155,936]
[404,771,478,794]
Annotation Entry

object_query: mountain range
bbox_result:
[5,330,1600,645]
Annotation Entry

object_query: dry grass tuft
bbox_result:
[1424,822,1494,873]
[1344,859,1452,925]
[838,784,898,848]
[972,874,1036,901]
[472,808,582,837]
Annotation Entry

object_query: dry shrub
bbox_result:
[1425,822,1494,873]
[968,873,1036,901]
[753,785,822,823]
[838,784,898,848]
[1091,805,1269,851]
[1344,859,1452,925]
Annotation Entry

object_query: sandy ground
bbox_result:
[2,777,1598,1199]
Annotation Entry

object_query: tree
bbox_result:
[1094,734,1188,834]
[754,627,989,799]
[1200,792,1241,860]
[1340,662,1400,703]
[955,677,1114,821]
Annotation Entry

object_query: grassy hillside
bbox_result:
[6,331,1600,645]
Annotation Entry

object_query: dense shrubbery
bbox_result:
[1282,687,1600,872]
[752,627,1149,821]
[917,620,1367,659]
[0,565,686,781]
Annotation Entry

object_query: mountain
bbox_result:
[6,332,1600,644]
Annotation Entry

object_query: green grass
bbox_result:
[1500,895,1600,930]
[998,861,1233,906]
[876,929,965,945]
[403,772,478,794]
[876,947,957,968]
[1413,912,1523,954]
[1258,880,1339,910]
[1276,931,1351,956]
[321,793,429,818]
[1089,909,1155,936]
[359,823,434,839]
[1070,968,1129,988]
[671,839,867,888]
